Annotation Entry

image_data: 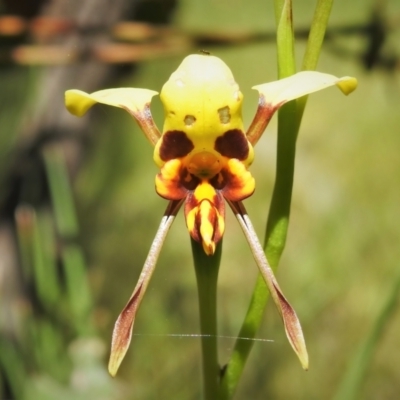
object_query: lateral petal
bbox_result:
[155,159,194,200]
[219,159,255,201]
[252,71,357,109]
[65,88,158,117]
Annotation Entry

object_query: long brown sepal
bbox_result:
[108,200,183,376]
[228,200,308,370]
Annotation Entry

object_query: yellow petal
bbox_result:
[252,71,357,108]
[65,88,158,117]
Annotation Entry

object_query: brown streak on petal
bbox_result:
[214,129,249,160]
[212,196,225,244]
[185,191,199,212]
[159,130,194,161]
[184,193,200,242]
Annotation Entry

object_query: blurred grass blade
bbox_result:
[42,145,93,334]
[15,204,35,280]
[333,271,400,400]
[62,244,94,334]
[0,337,26,399]
[42,146,79,238]
[28,317,70,381]
[15,206,61,309]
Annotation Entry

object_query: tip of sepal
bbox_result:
[336,77,358,95]
[107,313,134,377]
[290,322,309,371]
[107,284,144,377]
[273,281,309,370]
[108,347,126,377]
[300,350,309,371]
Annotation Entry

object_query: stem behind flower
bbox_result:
[191,238,222,400]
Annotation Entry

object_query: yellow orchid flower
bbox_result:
[65,54,357,376]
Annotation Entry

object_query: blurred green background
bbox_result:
[1,0,400,399]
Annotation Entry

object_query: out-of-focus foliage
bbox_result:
[1,0,400,399]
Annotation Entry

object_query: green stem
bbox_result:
[218,274,268,399]
[191,238,222,400]
[297,0,334,124]
[301,0,334,71]
[264,101,298,261]
[219,0,334,397]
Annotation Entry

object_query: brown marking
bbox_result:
[181,169,200,191]
[159,130,194,161]
[210,164,254,201]
[218,106,231,124]
[209,171,225,190]
[184,115,196,126]
[214,129,249,160]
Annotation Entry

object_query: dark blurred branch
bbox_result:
[0,11,399,71]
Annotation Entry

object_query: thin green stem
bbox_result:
[219,3,297,397]
[264,101,298,261]
[218,274,268,399]
[192,238,222,400]
[302,0,334,71]
[219,0,334,397]
[297,0,334,124]
[275,0,296,78]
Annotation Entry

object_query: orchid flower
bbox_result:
[65,54,357,376]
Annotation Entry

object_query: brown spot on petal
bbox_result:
[159,130,194,161]
[155,160,199,200]
[218,106,231,124]
[184,115,196,126]
[214,129,249,160]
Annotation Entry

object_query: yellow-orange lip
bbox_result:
[187,151,222,179]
